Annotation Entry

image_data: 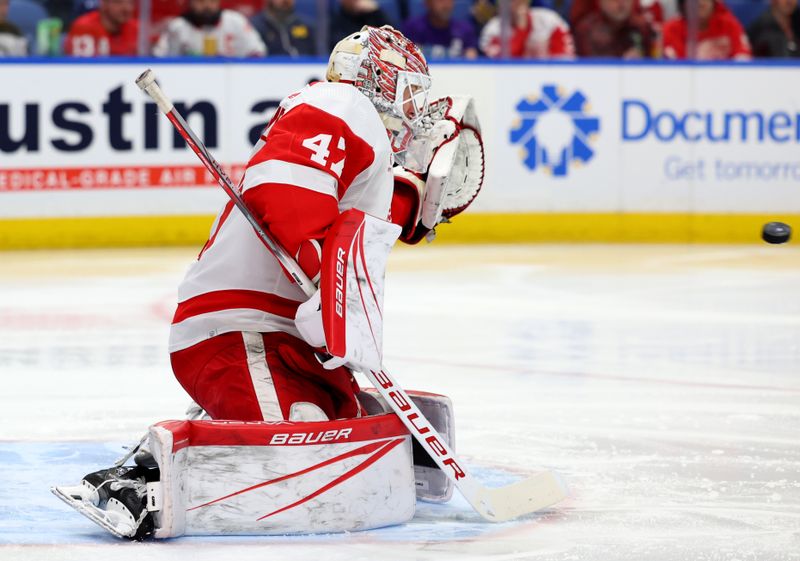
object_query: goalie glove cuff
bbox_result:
[391,167,427,244]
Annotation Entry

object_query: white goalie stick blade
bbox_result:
[365,369,567,522]
[51,485,136,539]
[473,470,567,522]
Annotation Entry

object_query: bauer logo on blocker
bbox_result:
[510,85,600,177]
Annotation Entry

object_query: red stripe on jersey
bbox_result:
[173,289,302,324]
[242,182,339,280]
[247,104,376,198]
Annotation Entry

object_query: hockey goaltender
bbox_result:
[52,26,559,540]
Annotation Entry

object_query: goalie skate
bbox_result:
[51,466,154,540]
[51,485,137,539]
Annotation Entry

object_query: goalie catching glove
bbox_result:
[393,95,485,244]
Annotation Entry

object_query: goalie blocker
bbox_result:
[295,208,401,374]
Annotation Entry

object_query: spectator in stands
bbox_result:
[571,0,671,28]
[64,0,138,56]
[251,0,315,56]
[402,0,479,58]
[470,0,497,33]
[480,0,575,58]
[748,0,800,57]
[154,0,267,57]
[573,0,657,57]
[0,0,27,56]
[64,0,139,57]
[571,0,602,27]
[330,0,394,48]
[662,0,751,59]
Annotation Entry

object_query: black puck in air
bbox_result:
[762,222,792,244]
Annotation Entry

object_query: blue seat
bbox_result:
[294,0,319,23]
[727,1,767,28]
[8,0,49,49]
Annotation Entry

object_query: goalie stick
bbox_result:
[135,69,566,522]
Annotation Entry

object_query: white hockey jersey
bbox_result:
[480,8,575,59]
[169,82,394,353]
[153,9,266,57]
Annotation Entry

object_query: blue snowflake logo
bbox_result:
[510,85,600,177]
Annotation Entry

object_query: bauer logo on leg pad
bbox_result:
[320,209,401,372]
[269,428,352,445]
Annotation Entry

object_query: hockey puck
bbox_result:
[762,222,792,244]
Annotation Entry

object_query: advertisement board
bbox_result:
[1,60,798,247]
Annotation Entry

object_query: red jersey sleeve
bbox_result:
[241,102,376,281]
[548,25,575,57]
[723,15,752,59]
[661,19,685,59]
[480,16,531,58]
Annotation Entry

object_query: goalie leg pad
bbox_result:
[360,389,456,503]
[148,414,415,537]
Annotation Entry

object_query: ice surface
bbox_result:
[1,244,799,560]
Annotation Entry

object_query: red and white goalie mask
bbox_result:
[326,25,432,167]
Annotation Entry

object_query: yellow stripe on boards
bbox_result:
[432,213,800,244]
[0,216,216,250]
[0,213,796,249]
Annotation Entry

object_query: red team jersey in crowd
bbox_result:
[480,8,575,59]
[168,82,393,354]
[663,3,752,60]
[570,0,664,28]
[64,11,139,56]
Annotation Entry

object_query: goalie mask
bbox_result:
[326,26,432,167]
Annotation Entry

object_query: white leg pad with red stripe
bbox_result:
[360,389,456,503]
[147,414,415,537]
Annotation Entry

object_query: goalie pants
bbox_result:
[170,331,361,421]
